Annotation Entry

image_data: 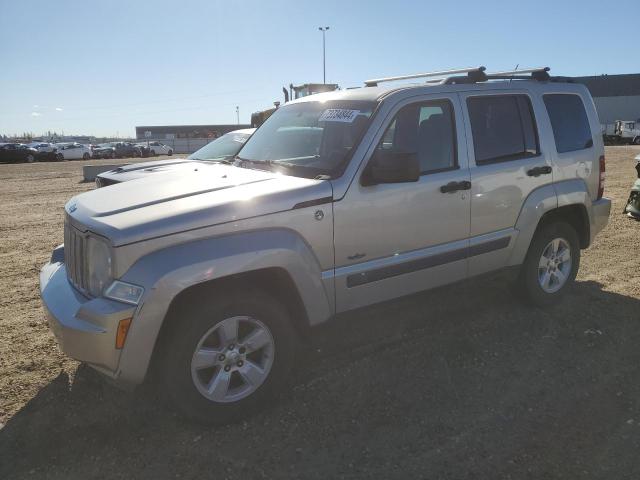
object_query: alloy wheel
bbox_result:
[537,237,572,293]
[190,316,275,403]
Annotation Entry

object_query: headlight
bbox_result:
[86,236,112,296]
[105,281,144,305]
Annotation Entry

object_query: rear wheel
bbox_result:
[515,222,580,307]
[633,136,640,145]
[160,289,296,424]
[168,149,173,156]
[83,152,90,160]
[25,154,35,163]
[150,149,156,156]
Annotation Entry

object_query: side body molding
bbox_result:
[116,229,332,384]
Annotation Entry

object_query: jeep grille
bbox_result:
[64,221,88,293]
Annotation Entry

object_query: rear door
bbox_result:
[459,89,554,276]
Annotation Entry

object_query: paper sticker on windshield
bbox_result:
[318,109,360,123]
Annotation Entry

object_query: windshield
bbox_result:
[188,131,252,161]
[236,100,376,178]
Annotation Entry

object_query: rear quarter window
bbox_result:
[543,94,593,153]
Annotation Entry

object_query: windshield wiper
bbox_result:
[190,155,233,164]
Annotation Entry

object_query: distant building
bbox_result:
[573,73,640,124]
[135,124,251,140]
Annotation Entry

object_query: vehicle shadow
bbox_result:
[2,279,640,479]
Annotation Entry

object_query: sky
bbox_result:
[0,0,636,138]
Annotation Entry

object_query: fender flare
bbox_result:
[508,179,591,266]
[116,228,332,384]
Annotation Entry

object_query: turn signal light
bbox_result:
[115,318,132,349]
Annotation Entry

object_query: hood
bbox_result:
[66,163,332,246]
[98,157,201,183]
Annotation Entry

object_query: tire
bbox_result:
[110,151,115,159]
[159,289,297,424]
[168,149,173,156]
[83,152,90,160]
[25,154,35,163]
[633,137,640,145]
[515,222,580,307]
[150,149,156,156]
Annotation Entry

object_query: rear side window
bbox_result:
[543,94,593,153]
[467,95,539,165]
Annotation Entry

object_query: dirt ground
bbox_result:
[1,148,639,479]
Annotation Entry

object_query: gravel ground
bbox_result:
[1,147,639,479]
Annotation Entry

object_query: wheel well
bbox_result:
[146,267,310,382]
[538,204,590,248]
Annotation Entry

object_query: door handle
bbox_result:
[440,180,471,193]
[526,165,552,177]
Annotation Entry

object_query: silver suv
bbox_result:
[40,66,611,422]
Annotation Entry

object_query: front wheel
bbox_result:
[167,149,173,156]
[25,154,35,163]
[160,289,296,423]
[83,152,90,160]
[515,222,580,307]
[633,136,640,145]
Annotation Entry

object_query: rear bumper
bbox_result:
[591,197,611,241]
[40,246,135,380]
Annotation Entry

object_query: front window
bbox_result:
[237,100,376,178]
[188,131,252,162]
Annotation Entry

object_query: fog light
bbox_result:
[116,318,132,349]
[104,280,144,305]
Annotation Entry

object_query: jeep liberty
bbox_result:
[40,66,611,422]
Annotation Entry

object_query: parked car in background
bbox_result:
[96,128,254,187]
[92,142,142,159]
[27,142,57,153]
[55,143,93,160]
[0,143,62,163]
[138,141,173,156]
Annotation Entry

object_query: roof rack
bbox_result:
[487,66,550,81]
[364,66,486,87]
[444,66,551,84]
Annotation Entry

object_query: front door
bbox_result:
[333,94,471,313]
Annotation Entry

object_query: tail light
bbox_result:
[597,155,605,200]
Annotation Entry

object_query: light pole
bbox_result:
[236,106,239,125]
[318,26,329,84]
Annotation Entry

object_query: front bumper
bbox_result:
[591,197,612,241]
[40,246,136,380]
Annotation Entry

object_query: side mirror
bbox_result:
[362,150,420,186]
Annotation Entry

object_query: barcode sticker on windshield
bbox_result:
[318,109,360,123]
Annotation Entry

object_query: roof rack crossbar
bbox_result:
[364,66,486,87]
[486,66,551,81]
[443,66,552,84]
